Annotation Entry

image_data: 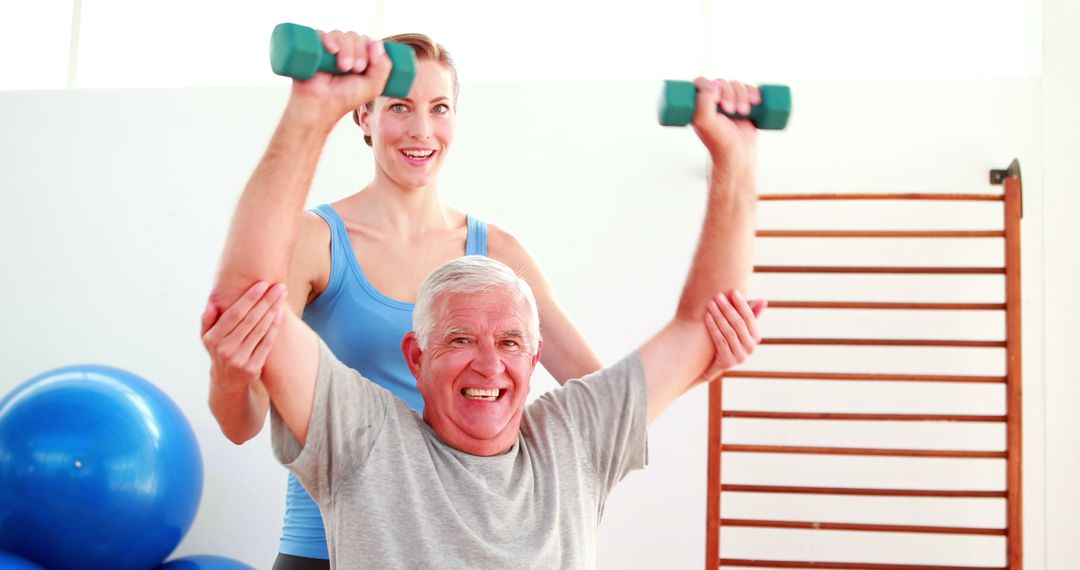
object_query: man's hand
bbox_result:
[201,282,288,394]
[699,290,766,383]
[691,78,761,167]
[286,31,394,127]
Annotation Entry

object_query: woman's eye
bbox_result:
[433,103,450,114]
[390,103,408,113]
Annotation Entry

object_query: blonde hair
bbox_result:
[354,33,459,146]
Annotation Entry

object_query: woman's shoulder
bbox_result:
[292,210,333,296]
[484,222,542,269]
[484,221,520,253]
[298,210,332,247]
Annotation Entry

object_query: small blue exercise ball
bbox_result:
[157,555,256,570]
[0,551,44,570]
[0,365,203,570]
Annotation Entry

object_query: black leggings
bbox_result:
[272,553,330,570]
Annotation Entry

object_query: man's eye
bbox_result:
[390,103,408,112]
[501,340,520,349]
[451,337,470,345]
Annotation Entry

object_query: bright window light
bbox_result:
[5,0,1041,90]
[0,0,73,90]
[383,0,705,82]
[709,0,1039,80]
[76,1,376,88]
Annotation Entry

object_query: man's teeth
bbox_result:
[463,388,500,401]
[402,149,434,159]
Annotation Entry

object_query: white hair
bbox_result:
[413,256,540,351]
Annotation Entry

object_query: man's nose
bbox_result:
[471,340,505,378]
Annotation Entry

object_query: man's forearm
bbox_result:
[209,108,331,306]
[209,381,270,444]
[640,154,757,422]
[677,156,757,323]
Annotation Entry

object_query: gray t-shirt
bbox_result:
[271,340,649,569]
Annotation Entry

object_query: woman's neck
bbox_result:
[342,171,452,237]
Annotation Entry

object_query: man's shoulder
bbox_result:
[525,351,646,416]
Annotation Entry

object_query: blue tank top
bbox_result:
[280,204,488,559]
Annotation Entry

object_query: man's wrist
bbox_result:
[708,157,757,199]
[281,95,341,136]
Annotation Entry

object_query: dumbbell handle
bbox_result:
[659,81,791,130]
[270,23,417,98]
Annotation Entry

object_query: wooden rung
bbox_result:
[720,518,1006,536]
[757,230,1004,238]
[761,338,1005,348]
[721,411,1007,422]
[757,192,1005,202]
[719,558,1006,570]
[720,484,1007,498]
[721,444,1006,458]
[765,301,1005,311]
[723,371,1006,383]
[755,265,1005,275]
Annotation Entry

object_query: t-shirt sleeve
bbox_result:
[270,339,390,505]
[547,351,649,492]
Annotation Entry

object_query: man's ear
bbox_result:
[532,338,543,366]
[402,332,424,382]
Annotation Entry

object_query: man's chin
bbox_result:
[454,423,520,456]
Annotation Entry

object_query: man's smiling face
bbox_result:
[404,286,541,456]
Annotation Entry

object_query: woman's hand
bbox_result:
[700,289,766,381]
[201,282,288,394]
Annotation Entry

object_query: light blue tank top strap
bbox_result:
[278,204,488,560]
[465,214,487,256]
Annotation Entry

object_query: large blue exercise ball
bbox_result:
[0,364,203,570]
[157,555,256,570]
[0,551,44,570]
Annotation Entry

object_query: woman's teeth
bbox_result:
[402,149,434,159]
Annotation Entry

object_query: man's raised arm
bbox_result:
[202,34,392,446]
[640,78,761,422]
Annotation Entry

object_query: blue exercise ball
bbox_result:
[156,555,256,570]
[0,551,44,570]
[0,365,203,570]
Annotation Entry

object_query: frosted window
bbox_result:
[0,0,73,90]
[383,0,704,82]
[709,0,1038,79]
[76,1,376,88]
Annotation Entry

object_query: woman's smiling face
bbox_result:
[361,59,456,191]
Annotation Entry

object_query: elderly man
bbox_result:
[202,35,762,569]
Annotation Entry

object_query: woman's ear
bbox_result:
[358,105,373,138]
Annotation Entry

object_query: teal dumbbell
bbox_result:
[659,81,791,130]
[269,23,417,98]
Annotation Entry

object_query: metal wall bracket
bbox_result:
[990,158,1023,218]
[990,158,1022,185]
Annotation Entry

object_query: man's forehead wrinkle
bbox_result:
[441,325,525,338]
[442,325,475,338]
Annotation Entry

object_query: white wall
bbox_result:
[1040,0,1080,567]
[1,2,1076,567]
